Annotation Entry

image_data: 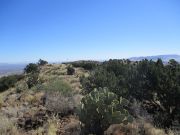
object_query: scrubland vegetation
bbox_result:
[81,59,180,129]
[0,59,179,135]
[0,74,24,92]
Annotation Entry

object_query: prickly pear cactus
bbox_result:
[79,87,133,135]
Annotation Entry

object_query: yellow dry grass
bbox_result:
[0,113,21,135]
[47,116,59,135]
[106,119,177,135]
[38,64,88,93]
[0,63,87,135]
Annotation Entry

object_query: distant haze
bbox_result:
[0,63,26,77]
[129,54,180,62]
[0,54,180,77]
[60,54,180,63]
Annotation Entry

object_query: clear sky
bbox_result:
[0,0,180,63]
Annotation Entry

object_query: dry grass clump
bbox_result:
[0,113,20,135]
[38,79,73,95]
[18,91,45,105]
[46,116,59,135]
[45,92,75,116]
[136,119,179,135]
[20,93,35,103]
[0,95,4,109]
[40,64,67,76]
[105,100,177,135]
[32,91,45,103]
[62,118,81,135]
[105,119,178,135]
[26,117,58,135]
[30,127,45,135]
[132,119,166,135]
[45,115,81,135]
[43,79,81,116]
[113,99,178,135]
[37,63,88,93]
[15,80,28,93]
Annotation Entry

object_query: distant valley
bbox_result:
[0,63,26,77]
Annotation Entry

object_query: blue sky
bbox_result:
[0,0,180,63]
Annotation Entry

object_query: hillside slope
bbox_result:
[0,64,88,135]
[0,63,178,135]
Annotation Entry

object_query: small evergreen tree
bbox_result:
[0,75,24,92]
[80,59,180,128]
[67,66,75,75]
[24,63,39,74]
[38,59,48,66]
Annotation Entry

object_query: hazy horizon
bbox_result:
[0,54,179,64]
[1,0,180,63]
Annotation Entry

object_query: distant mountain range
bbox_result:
[0,55,180,77]
[129,54,180,62]
[0,63,26,77]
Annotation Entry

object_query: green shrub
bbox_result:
[24,63,39,74]
[0,74,24,92]
[0,113,19,135]
[39,79,75,116]
[81,60,132,97]
[79,88,133,135]
[38,79,73,96]
[16,81,28,93]
[80,59,180,128]
[71,61,99,70]
[67,66,75,75]
[81,67,118,94]
[27,73,39,89]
